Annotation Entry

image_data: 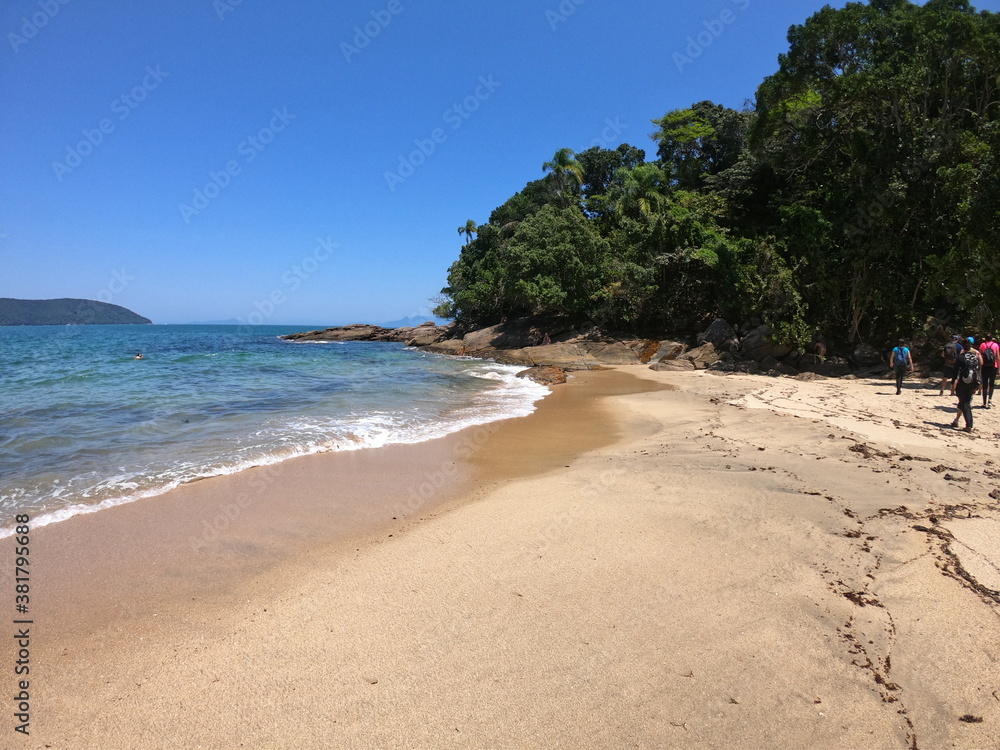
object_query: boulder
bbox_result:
[461,324,506,352]
[760,356,799,377]
[650,359,697,372]
[685,342,721,370]
[486,349,537,367]
[697,319,739,351]
[739,324,792,361]
[281,324,388,342]
[516,366,567,386]
[707,359,760,375]
[852,343,883,366]
[796,353,824,371]
[817,356,852,377]
[422,340,466,356]
[655,342,686,362]
[626,339,663,364]
[461,319,574,352]
[575,341,640,364]
[775,362,800,376]
[515,343,600,369]
[403,325,448,346]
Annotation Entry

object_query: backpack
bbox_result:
[944,341,960,364]
[982,345,997,369]
[893,347,909,367]
[958,350,981,384]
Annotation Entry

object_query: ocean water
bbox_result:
[0,324,548,535]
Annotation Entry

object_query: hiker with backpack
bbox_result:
[890,339,914,395]
[951,337,983,432]
[979,334,999,408]
[939,334,964,396]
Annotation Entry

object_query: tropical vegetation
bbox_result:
[434,0,1000,350]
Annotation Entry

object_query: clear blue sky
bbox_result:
[3,0,998,325]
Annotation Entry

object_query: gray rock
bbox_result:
[852,343,883,366]
[281,324,388,342]
[697,319,739,351]
[516,366,567,386]
[739,324,792,361]
[655,341,687,361]
[422,340,466,356]
[403,326,448,346]
[575,341,640,364]
[685,342,721,370]
[650,359,697,372]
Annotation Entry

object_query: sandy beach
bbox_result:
[4,367,999,749]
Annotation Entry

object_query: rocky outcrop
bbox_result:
[487,342,636,369]
[649,341,722,372]
[653,341,687,361]
[852,343,883,366]
[281,322,451,344]
[650,359,697,372]
[516,366,568,386]
[422,339,466,356]
[279,316,883,381]
[739,324,792,361]
[697,319,739,351]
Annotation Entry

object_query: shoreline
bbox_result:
[4,368,998,749]
[0,346,549,540]
[4,369,662,646]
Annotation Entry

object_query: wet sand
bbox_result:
[3,367,998,749]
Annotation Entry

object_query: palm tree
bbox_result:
[612,164,668,220]
[542,148,584,207]
[457,219,477,245]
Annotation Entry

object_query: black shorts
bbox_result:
[943,362,958,379]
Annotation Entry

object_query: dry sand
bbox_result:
[3,367,999,749]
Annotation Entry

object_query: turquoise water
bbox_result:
[0,325,547,533]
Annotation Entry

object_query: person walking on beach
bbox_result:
[890,339,914,395]
[980,334,999,408]
[952,338,982,432]
[939,335,963,395]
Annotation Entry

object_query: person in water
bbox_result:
[134,353,144,359]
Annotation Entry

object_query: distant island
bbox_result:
[0,298,152,326]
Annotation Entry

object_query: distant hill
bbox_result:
[382,314,448,328]
[0,298,152,326]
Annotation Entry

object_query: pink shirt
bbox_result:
[981,340,999,361]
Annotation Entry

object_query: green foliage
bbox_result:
[652,102,751,189]
[436,0,1000,351]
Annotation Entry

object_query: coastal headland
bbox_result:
[280,316,893,379]
[3,357,998,748]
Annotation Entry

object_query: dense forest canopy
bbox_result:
[435,0,1000,350]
